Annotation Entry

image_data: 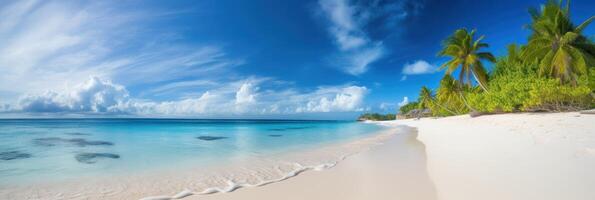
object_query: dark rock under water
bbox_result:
[0,151,32,160]
[75,153,120,164]
[33,137,113,147]
[196,136,228,141]
[268,134,283,137]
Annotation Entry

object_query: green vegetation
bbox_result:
[435,75,469,116]
[404,0,594,118]
[523,0,594,85]
[399,102,418,115]
[357,113,396,121]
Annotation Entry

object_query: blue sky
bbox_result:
[0,0,593,119]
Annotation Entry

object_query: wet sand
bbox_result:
[193,126,437,200]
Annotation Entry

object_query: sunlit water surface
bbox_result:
[0,119,382,185]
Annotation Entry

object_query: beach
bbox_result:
[192,126,436,200]
[386,112,595,200]
[1,112,594,199]
[190,112,595,200]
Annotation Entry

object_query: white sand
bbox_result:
[378,112,595,200]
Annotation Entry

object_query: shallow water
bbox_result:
[0,119,382,185]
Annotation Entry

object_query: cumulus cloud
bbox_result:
[133,91,222,115]
[402,60,437,75]
[397,97,409,107]
[18,77,129,113]
[12,77,369,116]
[235,83,257,105]
[298,86,368,112]
[318,0,423,75]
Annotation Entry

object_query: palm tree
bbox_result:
[418,86,434,110]
[418,86,457,116]
[438,28,496,92]
[523,0,595,85]
[436,75,468,114]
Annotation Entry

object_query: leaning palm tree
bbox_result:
[438,28,496,92]
[522,0,595,85]
[436,75,468,114]
[418,86,457,116]
[418,86,434,110]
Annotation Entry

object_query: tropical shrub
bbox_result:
[435,75,469,116]
[523,79,593,111]
[358,113,396,121]
[468,72,593,112]
[399,102,418,114]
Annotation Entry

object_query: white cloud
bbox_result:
[146,80,218,97]
[12,77,369,116]
[18,77,129,113]
[0,1,242,104]
[397,97,409,107]
[318,0,423,76]
[344,43,384,75]
[318,0,385,75]
[235,83,257,105]
[134,91,222,115]
[402,60,437,75]
[319,0,366,51]
[298,86,368,112]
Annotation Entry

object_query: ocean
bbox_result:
[0,119,383,187]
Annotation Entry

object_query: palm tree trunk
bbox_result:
[455,84,477,113]
[471,71,489,92]
[432,100,458,116]
[466,69,472,87]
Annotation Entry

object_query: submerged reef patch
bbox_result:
[196,136,228,141]
[268,134,283,137]
[33,137,113,147]
[75,153,120,164]
[0,151,32,161]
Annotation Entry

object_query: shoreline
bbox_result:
[1,125,400,200]
[189,125,436,200]
[140,126,398,200]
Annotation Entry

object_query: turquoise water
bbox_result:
[0,119,382,185]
